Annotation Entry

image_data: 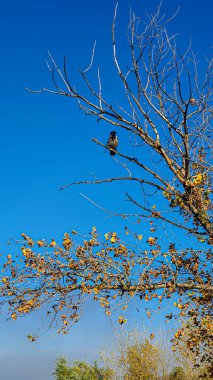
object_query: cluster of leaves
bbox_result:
[163,148,213,244]
[54,357,113,380]
[121,340,160,380]
[0,227,212,373]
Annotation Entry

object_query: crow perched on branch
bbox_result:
[107,131,118,156]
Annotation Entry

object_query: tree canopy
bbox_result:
[54,357,112,380]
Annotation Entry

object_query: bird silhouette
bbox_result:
[107,131,118,156]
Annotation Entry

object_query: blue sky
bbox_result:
[0,0,212,379]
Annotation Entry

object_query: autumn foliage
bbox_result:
[1,228,212,372]
[1,2,213,377]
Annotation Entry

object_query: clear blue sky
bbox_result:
[0,1,212,379]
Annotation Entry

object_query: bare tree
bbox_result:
[30,3,213,240]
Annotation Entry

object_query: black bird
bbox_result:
[107,131,118,156]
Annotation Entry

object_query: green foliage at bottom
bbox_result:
[54,357,113,380]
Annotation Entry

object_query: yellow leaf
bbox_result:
[147,237,156,246]
[118,316,127,325]
[137,234,143,241]
[27,335,36,342]
[104,233,109,240]
[27,299,34,306]
[190,98,196,105]
[21,247,32,258]
[37,240,44,247]
[2,277,7,283]
[118,316,124,324]
[110,233,117,244]
[11,312,17,320]
[93,288,99,295]
[27,238,34,247]
[63,238,72,250]
[150,333,155,340]
[50,239,56,247]
[193,173,203,185]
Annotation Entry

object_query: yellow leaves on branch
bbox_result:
[61,314,67,319]
[189,98,196,105]
[110,233,117,244]
[21,233,34,247]
[91,226,97,236]
[21,247,33,259]
[27,335,36,342]
[27,299,34,306]
[17,299,36,314]
[62,233,72,251]
[3,226,210,358]
[174,330,184,339]
[174,302,183,309]
[93,288,100,295]
[104,230,142,247]
[118,315,127,325]
[37,240,44,247]
[104,232,118,244]
[50,239,57,247]
[147,237,156,246]
[193,173,204,185]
